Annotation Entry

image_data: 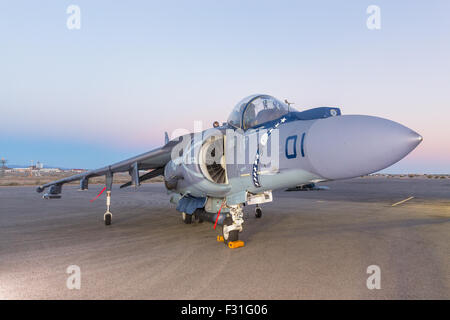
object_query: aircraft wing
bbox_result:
[36,138,181,194]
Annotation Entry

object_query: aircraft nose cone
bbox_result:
[304,115,422,180]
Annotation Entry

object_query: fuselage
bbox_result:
[166,111,422,199]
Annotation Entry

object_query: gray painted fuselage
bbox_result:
[170,114,422,202]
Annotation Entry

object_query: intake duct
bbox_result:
[200,137,227,184]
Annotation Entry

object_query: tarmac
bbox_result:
[0,178,449,299]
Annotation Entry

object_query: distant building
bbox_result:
[71,169,86,173]
[40,168,62,173]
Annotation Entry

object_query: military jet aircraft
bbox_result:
[36,94,422,248]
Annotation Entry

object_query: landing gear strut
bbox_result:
[104,172,113,226]
[104,190,112,225]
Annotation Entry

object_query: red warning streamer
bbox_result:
[90,186,106,202]
[213,201,225,230]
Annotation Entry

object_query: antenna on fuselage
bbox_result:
[284,99,295,112]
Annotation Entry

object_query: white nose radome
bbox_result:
[305,115,422,180]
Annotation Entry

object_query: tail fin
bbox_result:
[164,132,169,145]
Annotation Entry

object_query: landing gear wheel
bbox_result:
[225,230,239,242]
[193,208,204,223]
[182,212,192,224]
[222,216,239,244]
[104,213,112,226]
[255,207,262,218]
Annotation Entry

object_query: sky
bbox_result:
[1,0,449,173]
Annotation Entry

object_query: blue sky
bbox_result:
[1,1,449,172]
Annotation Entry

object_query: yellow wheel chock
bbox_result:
[216,236,245,248]
[227,240,245,249]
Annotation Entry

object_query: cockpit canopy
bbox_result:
[227,94,294,130]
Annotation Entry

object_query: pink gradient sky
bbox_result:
[1,1,449,172]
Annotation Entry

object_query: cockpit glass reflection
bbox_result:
[227,95,292,130]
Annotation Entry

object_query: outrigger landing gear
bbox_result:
[104,191,112,226]
[220,204,245,249]
[104,172,113,226]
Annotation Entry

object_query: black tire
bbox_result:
[255,207,262,218]
[194,208,204,223]
[222,215,239,243]
[226,230,239,242]
[105,213,112,226]
[182,212,192,224]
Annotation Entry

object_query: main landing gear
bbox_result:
[181,212,192,224]
[181,211,204,224]
[180,205,246,249]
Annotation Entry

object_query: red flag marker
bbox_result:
[90,186,106,202]
[213,201,225,230]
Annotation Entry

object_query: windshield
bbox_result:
[228,94,291,129]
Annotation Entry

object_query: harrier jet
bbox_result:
[36,94,422,248]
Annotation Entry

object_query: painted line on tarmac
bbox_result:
[392,196,414,207]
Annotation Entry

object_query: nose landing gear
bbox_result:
[180,203,246,249]
[219,204,245,249]
[255,205,262,218]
